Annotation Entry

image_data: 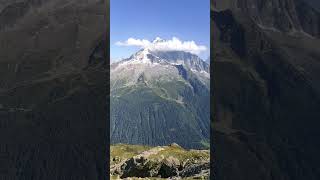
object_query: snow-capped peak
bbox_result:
[117,48,209,73]
[135,48,151,59]
[131,48,155,63]
[118,48,162,65]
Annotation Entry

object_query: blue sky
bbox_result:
[111,0,210,61]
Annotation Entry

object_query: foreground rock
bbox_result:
[110,144,210,179]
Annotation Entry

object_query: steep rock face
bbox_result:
[110,49,210,149]
[212,0,320,179]
[0,0,108,179]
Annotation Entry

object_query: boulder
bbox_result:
[158,156,180,178]
[121,156,161,178]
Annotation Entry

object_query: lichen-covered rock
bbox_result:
[180,162,210,178]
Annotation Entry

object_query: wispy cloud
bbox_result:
[115,37,207,55]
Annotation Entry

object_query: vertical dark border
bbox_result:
[106,0,110,179]
[210,0,215,179]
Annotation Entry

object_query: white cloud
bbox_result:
[115,37,207,55]
[115,38,151,47]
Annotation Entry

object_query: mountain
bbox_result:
[212,0,320,179]
[110,48,210,149]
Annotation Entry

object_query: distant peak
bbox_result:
[135,48,152,57]
[122,48,159,64]
[152,37,165,43]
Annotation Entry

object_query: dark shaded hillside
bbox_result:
[212,0,320,179]
[0,0,108,179]
[111,81,210,149]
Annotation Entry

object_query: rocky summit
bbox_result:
[110,144,210,179]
